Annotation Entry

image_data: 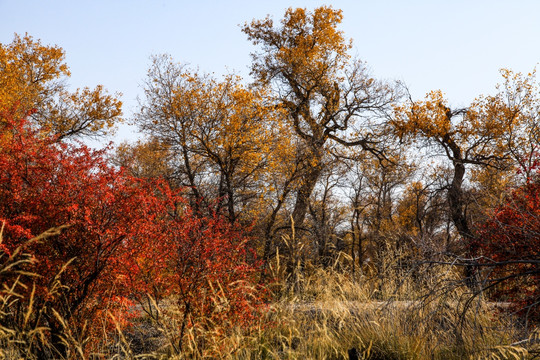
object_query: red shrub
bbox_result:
[473,171,540,324]
[0,108,264,355]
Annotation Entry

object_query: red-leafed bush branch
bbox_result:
[473,167,540,324]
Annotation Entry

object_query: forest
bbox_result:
[1,6,539,359]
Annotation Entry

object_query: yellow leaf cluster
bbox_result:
[0,34,68,116]
[243,6,351,87]
[0,33,122,139]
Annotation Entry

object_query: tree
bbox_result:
[392,90,515,244]
[0,34,122,140]
[393,68,540,241]
[306,157,348,266]
[114,138,176,182]
[125,201,265,355]
[343,149,417,281]
[136,56,284,224]
[481,69,540,183]
[243,6,399,229]
[0,107,147,356]
[394,178,449,253]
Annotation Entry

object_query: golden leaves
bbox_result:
[115,139,174,180]
[136,56,297,221]
[392,90,452,140]
[0,34,68,117]
[243,6,350,87]
[0,33,122,139]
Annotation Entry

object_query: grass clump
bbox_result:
[0,224,536,359]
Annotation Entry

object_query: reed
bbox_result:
[1,225,537,359]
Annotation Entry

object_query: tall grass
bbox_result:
[225,268,527,359]
[0,223,69,359]
[1,223,538,359]
[0,224,138,359]
[123,247,535,359]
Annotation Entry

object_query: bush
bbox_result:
[0,107,265,358]
[473,170,540,325]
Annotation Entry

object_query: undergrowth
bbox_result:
[1,225,538,359]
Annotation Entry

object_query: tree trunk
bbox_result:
[291,162,323,228]
[448,161,472,239]
[447,159,477,289]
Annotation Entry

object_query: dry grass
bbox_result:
[119,248,536,360]
[1,224,538,359]
[228,267,528,360]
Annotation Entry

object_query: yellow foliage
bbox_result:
[243,6,351,87]
[393,69,539,174]
[115,138,174,180]
[0,33,122,139]
[136,55,297,222]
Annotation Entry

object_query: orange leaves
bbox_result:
[115,138,174,180]
[136,55,289,222]
[243,6,397,150]
[393,87,512,169]
[0,34,67,121]
[241,6,401,230]
[0,33,122,140]
[50,85,122,138]
[479,69,540,180]
[392,90,453,141]
[393,69,540,175]
[243,6,350,86]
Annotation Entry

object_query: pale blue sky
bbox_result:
[1,0,539,143]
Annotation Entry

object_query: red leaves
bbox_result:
[124,196,265,328]
[1,112,137,312]
[473,169,540,323]
[0,107,265,352]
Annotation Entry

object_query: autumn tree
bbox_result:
[243,6,400,229]
[392,90,516,246]
[114,138,176,181]
[480,69,540,183]
[0,108,149,356]
[304,155,349,266]
[393,67,540,241]
[0,34,122,140]
[125,200,264,355]
[394,178,449,254]
[135,56,285,224]
[342,148,417,280]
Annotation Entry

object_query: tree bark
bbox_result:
[448,161,472,240]
[291,162,323,228]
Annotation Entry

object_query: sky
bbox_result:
[1,0,540,145]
